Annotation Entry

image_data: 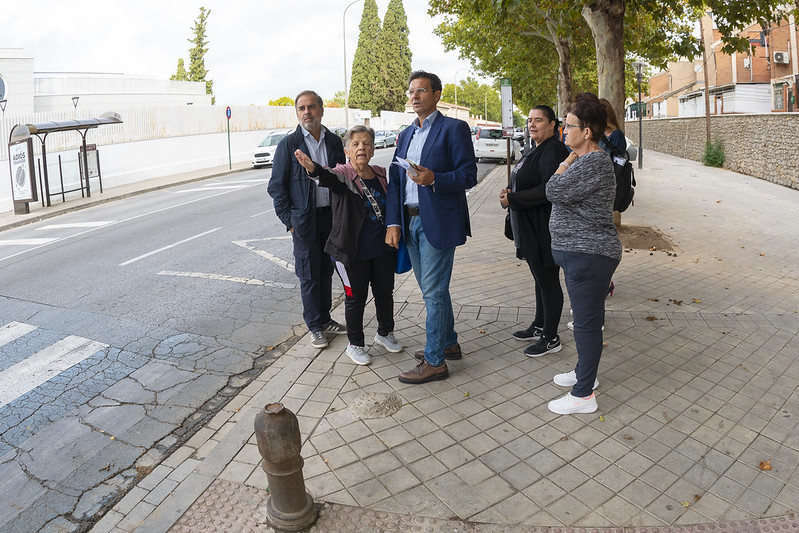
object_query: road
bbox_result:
[0,146,496,532]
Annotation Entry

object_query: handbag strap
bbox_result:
[358,177,384,224]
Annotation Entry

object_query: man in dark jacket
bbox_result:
[267,90,347,349]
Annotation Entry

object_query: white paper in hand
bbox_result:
[392,157,418,177]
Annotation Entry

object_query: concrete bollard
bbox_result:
[254,402,317,531]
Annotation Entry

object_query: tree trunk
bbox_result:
[582,0,626,133]
[554,37,573,116]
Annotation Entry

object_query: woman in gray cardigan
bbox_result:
[545,93,622,415]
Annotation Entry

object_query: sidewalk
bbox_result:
[73,151,799,532]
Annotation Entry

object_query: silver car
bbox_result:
[252,128,292,168]
[473,127,522,162]
[374,130,397,149]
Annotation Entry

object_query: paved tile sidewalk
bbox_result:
[92,151,799,532]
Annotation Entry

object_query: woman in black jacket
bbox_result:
[294,125,402,366]
[499,105,569,357]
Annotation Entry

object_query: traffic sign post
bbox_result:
[500,79,514,185]
[226,106,232,170]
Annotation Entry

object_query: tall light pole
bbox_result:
[72,96,80,118]
[453,68,468,120]
[632,61,646,170]
[698,12,712,146]
[343,0,362,129]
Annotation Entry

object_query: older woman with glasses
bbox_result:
[545,92,622,415]
[295,125,403,366]
[499,105,568,357]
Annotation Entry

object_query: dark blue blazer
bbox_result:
[267,125,346,241]
[386,114,477,250]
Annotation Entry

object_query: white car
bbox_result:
[473,127,522,162]
[252,129,292,168]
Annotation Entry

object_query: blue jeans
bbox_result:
[293,228,333,332]
[406,216,457,366]
[552,249,619,397]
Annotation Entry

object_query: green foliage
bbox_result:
[325,91,346,108]
[440,77,501,121]
[376,0,413,112]
[349,0,382,114]
[702,139,725,167]
[173,7,213,101]
[170,58,188,81]
[269,97,294,106]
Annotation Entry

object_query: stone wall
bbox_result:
[625,113,799,190]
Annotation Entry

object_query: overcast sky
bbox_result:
[1,0,490,106]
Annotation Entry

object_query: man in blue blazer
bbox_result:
[268,90,347,350]
[385,71,478,384]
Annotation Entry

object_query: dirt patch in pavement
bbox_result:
[619,224,676,252]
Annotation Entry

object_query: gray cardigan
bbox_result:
[546,150,622,261]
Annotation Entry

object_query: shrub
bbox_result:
[702,139,725,167]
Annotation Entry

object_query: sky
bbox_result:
[1,0,491,106]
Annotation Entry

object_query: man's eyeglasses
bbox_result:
[406,88,429,97]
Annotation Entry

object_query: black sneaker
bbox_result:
[524,335,562,357]
[513,325,543,341]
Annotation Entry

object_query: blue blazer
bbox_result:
[386,114,477,250]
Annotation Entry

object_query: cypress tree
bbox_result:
[348,0,382,115]
[188,7,213,99]
[376,0,412,112]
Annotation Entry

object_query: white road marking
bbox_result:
[173,186,253,192]
[0,335,108,408]
[0,181,264,264]
[35,222,115,230]
[119,227,222,266]
[158,270,296,289]
[0,322,38,348]
[0,238,59,246]
[232,237,294,272]
[250,208,274,218]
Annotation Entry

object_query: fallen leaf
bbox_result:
[478,329,486,334]
[694,258,700,263]
[759,460,772,470]
[650,246,658,251]
[464,392,470,397]
[681,501,691,508]
[560,436,569,441]
[110,436,115,440]
[645,316,658,321]
[716,200,721,203]
[740,245,745,248]
[622,434,633,440]
[324,458,330,464]
[649,298,659,302]
[266,345,276,351]
[100,464,111,471]
[693,299,701,303]
[663,411,673,423]
[602,342,608,347]
[599,415,605,422]
[693,494,702,502]
[760,253,766,256]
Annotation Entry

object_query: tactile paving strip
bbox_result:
[171,479,799,533]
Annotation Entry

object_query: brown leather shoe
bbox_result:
[398,361,449,384]
[414,343,462,361]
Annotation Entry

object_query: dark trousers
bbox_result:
[525,258,563,340]
[341,252,395,346]
[552,249,619,398]
[293,209,334,332]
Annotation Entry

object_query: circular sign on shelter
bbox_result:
[226,106,231,119]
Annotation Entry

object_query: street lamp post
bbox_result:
[343,0,363,130]
[453,69,469,121]
[632,61,645,170]
[72,96,80,117]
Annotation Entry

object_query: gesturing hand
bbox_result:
[294,149,315,174]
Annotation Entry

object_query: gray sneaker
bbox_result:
[346,344,371,365]
[322,320,347,335]
[310,330,328,349]
[374,332,403,353]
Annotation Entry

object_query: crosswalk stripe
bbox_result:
[0,321,38,348]
[0,238,59,246]
[0,335,108,408]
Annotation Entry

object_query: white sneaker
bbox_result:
[548,392,598,414]
[566,321,603,331]
[553,370,598,390]
[346,344,371,365]
[374,332,403,353]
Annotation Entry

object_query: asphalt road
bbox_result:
[0,146,497,532]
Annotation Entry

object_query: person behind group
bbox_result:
[599,97,626,158]
[267,90,347,350]
[499,105,568,357]
[545,92,622,415]
[385,70,478,384]
[293,126,403,366]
